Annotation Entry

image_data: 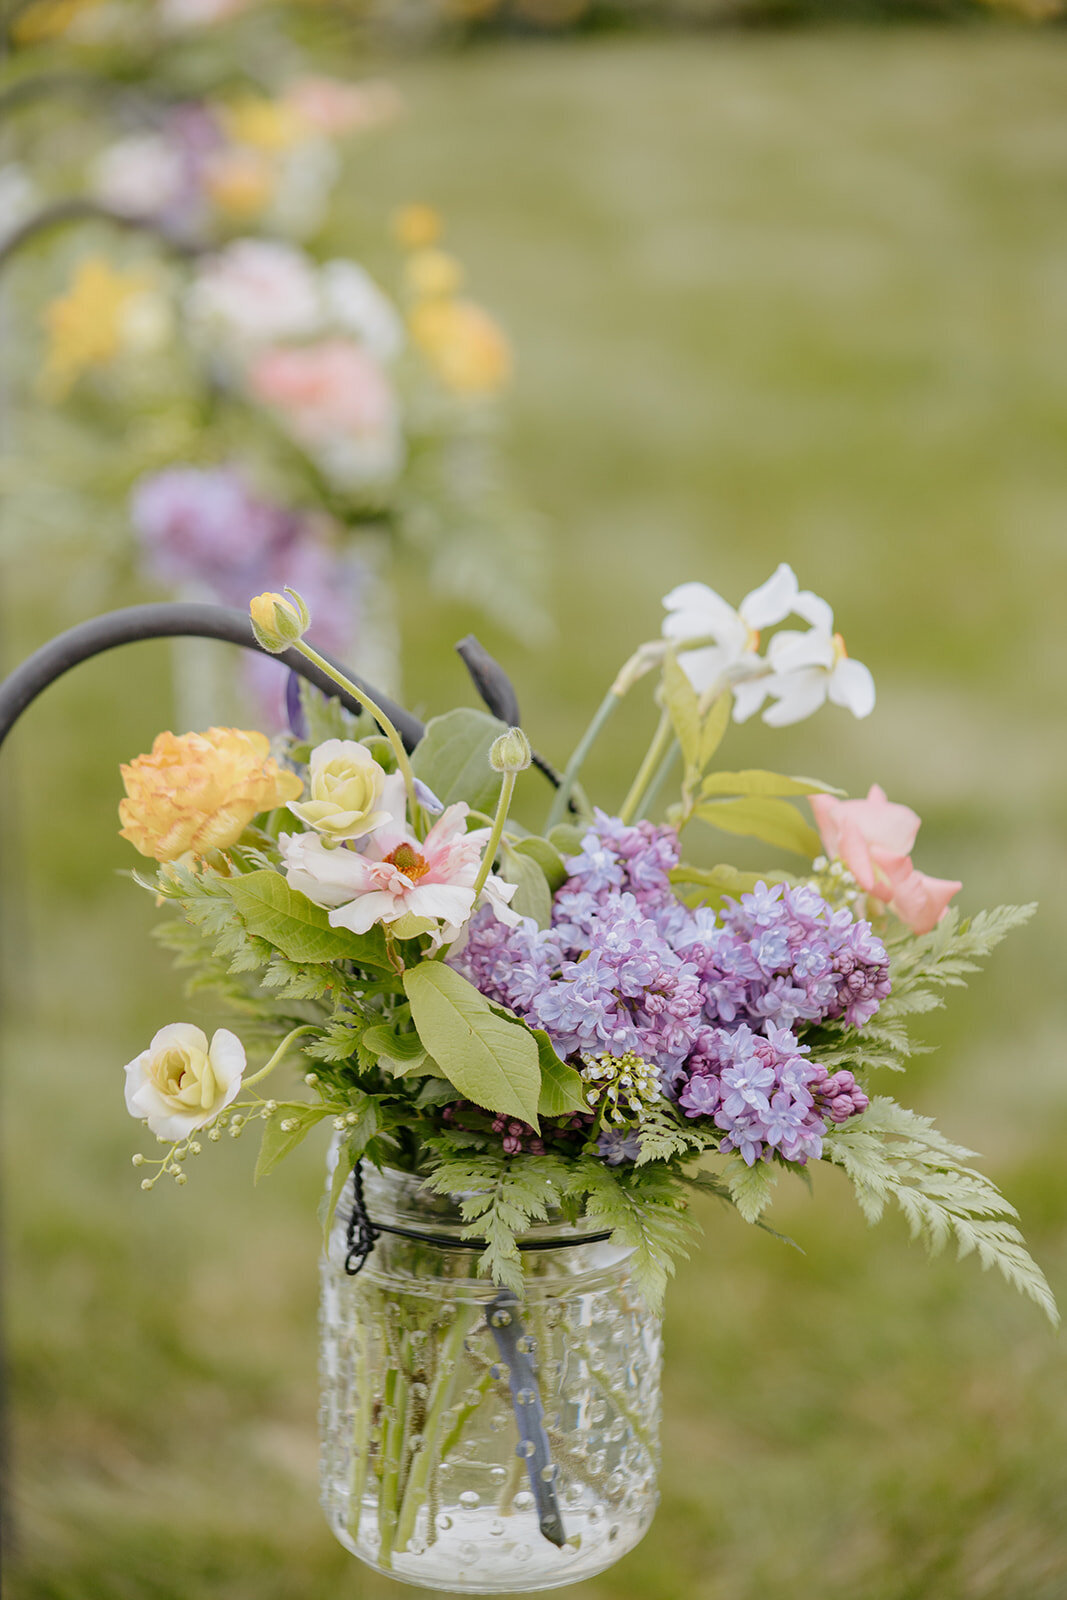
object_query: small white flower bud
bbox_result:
[304,1072,319,1086]
[280,1118,298,1133]
[132,1154,145,1167]
[140,1178,153,1191]
[489,727,532,774]
[175,1173,188,1187]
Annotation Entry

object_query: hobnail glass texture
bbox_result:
[319,1163,662,1592]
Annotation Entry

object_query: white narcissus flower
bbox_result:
[124,1023,245,1141]
[662,563,816,717]
[758,594,876,726]
[321,260,405,364]
[187,239,323,348]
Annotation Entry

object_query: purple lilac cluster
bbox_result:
[130,465,364,722]
[454,811,882,1167]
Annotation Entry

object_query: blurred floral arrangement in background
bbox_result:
[1,0,547,723]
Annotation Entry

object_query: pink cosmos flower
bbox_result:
[281,776,488,937]
[811,783,961,935]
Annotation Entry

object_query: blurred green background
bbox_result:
[4,27,1067,1600]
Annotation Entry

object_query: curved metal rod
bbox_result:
[0,602,426,755]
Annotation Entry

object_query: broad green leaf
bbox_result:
[661,649,703,769]
[362,1023,423,1060]
[255,1102,332,1182]
[320,1135,358,1248]
[500,844,553,928]
[227,871,389,967]
[693,798,821,858]
[547,822,587,857]
[700,769,842,800]
[411,708,507,813]
[510,836,567,894]
[532,1030,588,1117]
[403,963,542,1126]
[697,690,732,772]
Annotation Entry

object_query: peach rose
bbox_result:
[248,337,397,445]
[119,727,303,862]
[408,298,512,395]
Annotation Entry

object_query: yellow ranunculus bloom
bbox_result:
[41,256,158,397]
[391,204,444,251]
[289,740,391,841]
[408,298,512,396]
[119,728,303,863]
[11,0,99,44]
[204,149,275,217]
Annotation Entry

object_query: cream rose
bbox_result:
[288,739,391,841]
[124,1023,246,1141]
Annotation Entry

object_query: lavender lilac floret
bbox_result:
[453,810,880,1166]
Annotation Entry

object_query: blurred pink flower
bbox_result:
[285,76,402,135]
[248,338,402,486]
[811,783,961,935]
[188,240,322,346]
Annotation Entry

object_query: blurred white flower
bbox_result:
[663,563,809,714]
[187,239,323,347]
[0,163,39,231]
[124,1023,245,1141]
[321,259,405,363]
[92,134,185,218]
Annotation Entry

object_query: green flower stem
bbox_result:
[437,1370,492,1464]
[570,1336,653,1453]
[496,1450,525,1516]
[471,769,518,904]
[619,708,673,825]
[634,736,680,823]
[242,1025,319,1090]
[346,1321,375,1542]
[293,638,424,837]
[393,1310,470,1552]
[545,689,619,832]
[376,1364,408,1569]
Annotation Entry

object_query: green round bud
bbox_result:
[489,726,532,774]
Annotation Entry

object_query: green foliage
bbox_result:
[661,649,731,776]
[824,1098,1058,1325]
[508,835,568,893]
[724,1154,780,1223]
[226,871,390,968]
[532,1030,589,1117]
[403,962,542,1125]
[255,1103,333,1182]
[411,708,507,813]
[297,681,368,747]
[422,1147,566,1293]
[575,1158,702,1309]
[547,822,586,856]
[690,796,822,858]
[500,841,553,926]
[634,1099,715,1166]
[699,770,842,800]
[670,861,795,910]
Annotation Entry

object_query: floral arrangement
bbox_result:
[117,567,1055,1326]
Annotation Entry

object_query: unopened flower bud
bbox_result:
[489,727,532,774]
[249,588,310,654]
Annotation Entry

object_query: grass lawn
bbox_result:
[3,27,1067,1600]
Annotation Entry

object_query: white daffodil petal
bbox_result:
[662,583,748,649]
[730,676,773,724]
[767,628,836,674]
[792,589,834,632]
[675,644,732,695]
[761,669,829,727]
[828,657,876,718]
[740,563,798,629]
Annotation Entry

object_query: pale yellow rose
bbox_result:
[289,739,391,841]
[125,1023,245,1141]
[119,727,303,862]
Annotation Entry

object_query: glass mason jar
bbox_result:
[319,1160,662,1593]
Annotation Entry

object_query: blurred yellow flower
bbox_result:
[119,728,303,863]
[11,0,99,44]
[409,298,512,396]
[405,249,465,300]
[221,96,304,152]
[204,149,275,216]
[41,256,160,397]
[392,204,444,251]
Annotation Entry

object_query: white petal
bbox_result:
[148,1022,208,1057]
[406,883,478,924]
[328,892,396,935]
[791,589,834,632]
[674,644,732,695]
[761,669,829,727]
[281,834,373,906]
[828,657,876,718]
[730,676,772,724]
[767,627,835,674]
[740,563,797,628]
[662,582,747,650]
[208,1028,246,1091]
